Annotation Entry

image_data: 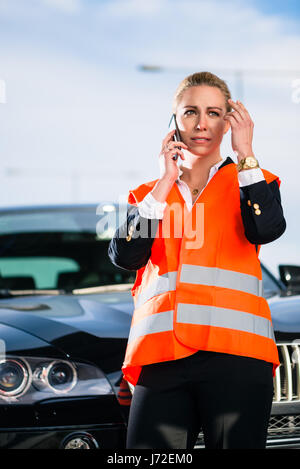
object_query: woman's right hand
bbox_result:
[159,130,188,181]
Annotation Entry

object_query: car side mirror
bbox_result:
[279,265,300,294]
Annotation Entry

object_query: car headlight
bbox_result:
[0,358,31,397]
[0,356,113,403]
[33,361,77,394]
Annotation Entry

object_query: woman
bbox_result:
[109,72,286,449]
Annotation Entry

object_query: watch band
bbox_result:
[237,156,259,172]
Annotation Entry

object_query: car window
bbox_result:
[0,205,125,235]
[0,206,135,291]
[0,257,79,289]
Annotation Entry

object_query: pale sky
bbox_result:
[0,0,300,277]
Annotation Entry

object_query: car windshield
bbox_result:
[0,205,136,293]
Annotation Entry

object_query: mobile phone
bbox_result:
[168,114,182,161]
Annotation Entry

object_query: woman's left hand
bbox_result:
[224,99,254,161]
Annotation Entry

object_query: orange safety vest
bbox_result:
[122,162,280,385]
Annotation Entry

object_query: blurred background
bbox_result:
[0,0,299,276]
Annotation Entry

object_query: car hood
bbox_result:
[0,290,133,339]
[3,289,299,360]
[2,290,300,338]
[0,290,133,370]
[269,293,300,334]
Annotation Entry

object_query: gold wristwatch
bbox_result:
[237,156,259,172]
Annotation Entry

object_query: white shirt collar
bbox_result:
[177,156,227,182]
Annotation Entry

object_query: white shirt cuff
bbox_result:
[138,191,167,219]
[238,168,265,187]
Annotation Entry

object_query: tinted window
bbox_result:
[0,205,135,291]
[0,257,79,289]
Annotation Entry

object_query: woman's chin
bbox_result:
[186,148,211,158]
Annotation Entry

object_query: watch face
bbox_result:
[245,157,256,167]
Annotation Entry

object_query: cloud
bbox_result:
[41,0,82,14]
[101,0,164,17]
[0,0,82,17]
[0,79,6,103]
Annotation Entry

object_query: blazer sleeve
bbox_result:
[108,204,159,271]
[240,179,286,244]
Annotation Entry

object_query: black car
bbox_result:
[0,203,134,449]
[0,204,299,449]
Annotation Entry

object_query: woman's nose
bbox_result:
[196,115,207,131]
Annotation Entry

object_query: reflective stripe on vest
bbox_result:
[135,271,177,309]
[176,303,275,341]
[135,265,263,311]
[128,305,274,345]
[180,265,263,297]
[128,310,173,344]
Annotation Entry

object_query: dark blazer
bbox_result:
[109,157,286,271]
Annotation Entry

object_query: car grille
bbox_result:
[268,415,300,438]
[195,415,300,447]
[273,343,300,402]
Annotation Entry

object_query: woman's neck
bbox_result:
[179,150,223,186]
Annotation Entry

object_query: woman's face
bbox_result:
[176,85,230,157]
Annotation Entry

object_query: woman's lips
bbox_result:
[191,137,211,144]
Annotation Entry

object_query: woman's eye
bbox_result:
[209,111,220,116]
[184,109,196,116]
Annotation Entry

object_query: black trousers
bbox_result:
[126,351,274,449]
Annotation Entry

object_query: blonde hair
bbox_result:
[172,71,232,113]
